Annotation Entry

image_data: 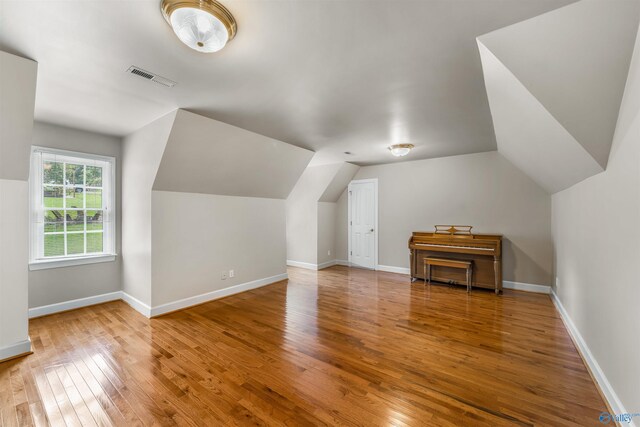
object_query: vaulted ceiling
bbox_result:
[0,0,576,166]
[154,109,313,198]
[478,0,640,193]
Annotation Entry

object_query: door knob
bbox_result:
[370,228,375,232]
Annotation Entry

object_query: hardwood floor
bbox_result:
[1,266,607,426]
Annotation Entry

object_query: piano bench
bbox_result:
[423,257,473,292]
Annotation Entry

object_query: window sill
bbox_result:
[29,254,117,271]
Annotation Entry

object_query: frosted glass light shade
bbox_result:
[388,144,414,157]
[170,7,229,53]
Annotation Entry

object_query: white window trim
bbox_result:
[29,254,116,271]
[29,146,117,270]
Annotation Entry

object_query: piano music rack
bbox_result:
[434,225,473,235]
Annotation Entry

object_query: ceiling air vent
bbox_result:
[126,66,177,88]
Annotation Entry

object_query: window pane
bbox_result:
[65,187,84,209]
[86,166,102,187]
[44,234,64,257]
[34,152,114,261]
[86,189,102,209]
[44,186,64,208]
[43,161,63,185]
[86,210,103,231]
[44,210,64,233]
[65,163,84,186]
[66,210,85,232]
[87,232,103,253]
[67,233,84,255]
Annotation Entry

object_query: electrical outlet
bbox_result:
[229,269,235,278]
[328,250,331,256]
[221,272,227,280]
[555,277,559,287]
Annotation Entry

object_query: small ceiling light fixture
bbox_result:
[161,0,237,53]
[388,144,414,157]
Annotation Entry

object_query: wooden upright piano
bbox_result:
[408,225,502,294]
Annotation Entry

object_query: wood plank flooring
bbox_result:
[1,266,607,426]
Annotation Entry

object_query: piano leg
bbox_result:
[410,250,415,283]
[494,257,501,294]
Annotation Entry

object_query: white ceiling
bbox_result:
[479,0,640,170]
[478,41,603,194]
[0,0,575,165]
[478,0,640,193]
[154,109,313,198]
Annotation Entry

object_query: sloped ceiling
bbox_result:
[0,0,576,166]
[319,163,360,202]
[288,163,345,205]
[477,43,603,193]
[0,51,37,181]
[124,110,177,192]
[152,110,313,199]
[478,0,640,193]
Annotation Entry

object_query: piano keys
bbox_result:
[408,226,502,294]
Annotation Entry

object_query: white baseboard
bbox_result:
[376,264,411,275]
[550,289,631,425]
[317,260,337,270]
[149,273,288,317]
[287,260,319,270]
[26,274,289,321]
[121,291,152,318]
[335,260,350,266]
[503,281,550,294]
[29,291,122,318]
[287,259,339,270]
[29,290,153,319]
[374,265,551,294]
[0,337,31,362]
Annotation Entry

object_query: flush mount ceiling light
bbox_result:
[388,144,414,157]
[161,0,237,53]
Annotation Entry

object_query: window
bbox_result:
[29,147,116,269]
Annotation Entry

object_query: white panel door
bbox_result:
[349,181,376,269]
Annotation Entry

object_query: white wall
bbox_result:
[29,122,122,308]
[0,51,37,360]
[335,191,349,262]
[0,52,37,181]
[121,111,176,306]
[151,192,287,307]
[0,180,30,359]
[286,162,358,266]
[317,202,336,265]
[336,151,553,286]
[122,109,310,314]
[286,164,341,265]
[551,23,640,416]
